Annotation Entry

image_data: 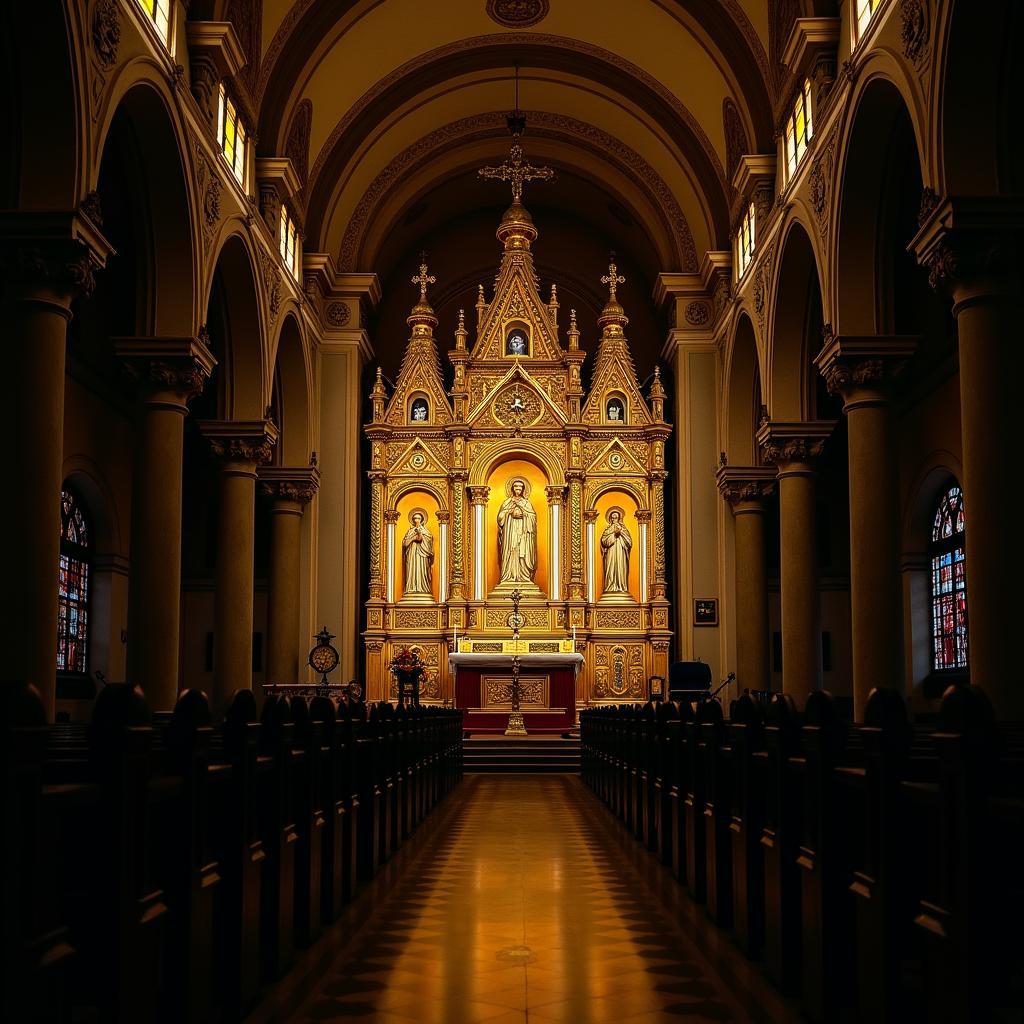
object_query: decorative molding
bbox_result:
[258,465,321,505]
[200,419,279,465]
[115,334,217,403]
[91,0,121,71]
[285,98,313,203]
[257,248,283,324]
[899,0,929,68]
[684,301,711,326]
[485,0,549,28]
[337,110,697,272]
[325,300,351,327]
[722,98,750,187]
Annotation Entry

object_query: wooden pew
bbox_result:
[288,697,325,948]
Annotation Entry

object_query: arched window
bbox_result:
[57,486,91,675]
[930,483,967,671]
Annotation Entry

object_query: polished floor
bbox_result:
[250,775,797,1024]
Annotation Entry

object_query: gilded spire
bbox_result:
[597,252,629,336]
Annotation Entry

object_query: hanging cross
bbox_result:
[412,252,435,302]
[478,142,554,203]
[601,252,625,301]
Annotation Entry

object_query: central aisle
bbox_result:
[253,776,795,1024]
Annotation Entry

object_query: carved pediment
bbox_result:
[586,437,649,476]
[581,347,653,428]
[467,364,568,429]
[389,437,450,476]
[383,353,453,427]
[471,275,564,364]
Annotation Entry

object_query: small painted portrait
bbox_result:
[506,329,528,356]
[410,398,429,422]
[607,397,625,422]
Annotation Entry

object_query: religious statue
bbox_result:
[401,510,434,598]
[600,508,632,595]
[607,398,624,421]
[507,330,527,356]
[411,398,428,421]
[496,478,538,584]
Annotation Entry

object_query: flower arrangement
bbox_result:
[388,646,425,675]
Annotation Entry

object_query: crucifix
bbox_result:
[505,587,527,736]
[412,252,436,302]
[601,252,626,301]
[478,143,554,204]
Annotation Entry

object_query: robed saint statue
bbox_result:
[496,479,538,584]
[401,510,434,598]
[600,508,632,595]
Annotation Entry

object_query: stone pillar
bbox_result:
[116,336,216,711]
[815,335,916,718]
[757,421,834,708]
[545,485,565,602]
[468,486,490,602]
[914,197,1024,718]
[717,468,776,695]
[0,209,110,718]
[258,467,320,686]
[200,420,278,713]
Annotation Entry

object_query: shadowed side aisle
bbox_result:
[248,776,798,1024]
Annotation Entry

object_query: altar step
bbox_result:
[463,736,580,774]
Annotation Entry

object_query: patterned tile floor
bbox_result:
[249,775,798,1024]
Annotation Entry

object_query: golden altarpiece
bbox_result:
[363,167,672,707]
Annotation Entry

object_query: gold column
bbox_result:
[915,198,1024,718]
[651,471,668,599]
[815,336,916,718]
[717,468,776,695]
[448,471,468,604]
[567,472,585,601]
[757,421,834,708]
[368,472,385,601]
[116,336,216,711]
[258,467,320,685]
[0,209,109,718]
[200,420,278,713]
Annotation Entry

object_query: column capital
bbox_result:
[383,509,401,525]
[756,419,835,471]
[199,418,279,465]
[115,333,217,404]
[434,510,451,525]
[0,206,113,304]
[545,484,565,505]
[716,465,777,508]
[912,194,1024,297]
[468,485,490,506]
[813,333,918,406]
[583,509,599,525]
[257,465,320,505]
[635,509,652,524]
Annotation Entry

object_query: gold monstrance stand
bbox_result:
[505,588,528,736]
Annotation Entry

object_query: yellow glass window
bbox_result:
[737,202,756,278]
[136,0,170,46]
[856,0,880,40]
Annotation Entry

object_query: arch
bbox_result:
[586,479,649,511]
[204,230,268,419]
[388,478,449,513]
[723,312,763,464]
[768,219,824,420]
[901,450,965,553]
[833,73,925,335]
[469,439,565,488]
[60,456,123,557]
[94,76,199,336]
[271,312,312,465]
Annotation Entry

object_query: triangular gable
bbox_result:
[383,349,453,426]
[581,340,653,427]
[586,437,649,476]
[466,363,568,428]
[470,271,564,363]
[389,437,450,476]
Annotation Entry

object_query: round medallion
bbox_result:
[485,0,549,28]
[507,611,526,631]
[309,626,340,677]
[410,452,427,470]
[609,451,623,470]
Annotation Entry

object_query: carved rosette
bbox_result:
[485,0,549,27]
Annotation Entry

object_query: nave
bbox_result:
[252,776,795,1024]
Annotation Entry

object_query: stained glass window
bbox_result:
[737,202,756,278]
[784,79,814,182]
[856,0,881,40]
[930,483,968,671]
[217,84,248,187]
[136,0,171,47]
[280,205,300,280]
[57,487,91,675]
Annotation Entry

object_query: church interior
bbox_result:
[2,0,1022,1021]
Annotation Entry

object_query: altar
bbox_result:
[448,648,584,734]
[362,133,672,707]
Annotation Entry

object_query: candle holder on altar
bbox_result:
[505,588,527,737]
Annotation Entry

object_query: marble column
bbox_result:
[915,197,1024,718]
[258,466,320,686]
[468,486,490,602]
[717,468,776,695]
[757,421,834,708]
[815,335,916,718]
[545,485,565,602]
[200,420,278,713]
[116,336,215,710]
[0,209,110,717]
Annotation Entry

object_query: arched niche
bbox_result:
[591,487,643,604]
[393,490,442,605]
[484,459,550,597]
[271,313,311,465]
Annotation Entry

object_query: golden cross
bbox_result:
[411,252,435,302]
[601,253,625,301]
[478,142,554,203]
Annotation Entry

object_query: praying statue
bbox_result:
[401,511,434,597]
[600,508,632,595]
[496,479,538,584]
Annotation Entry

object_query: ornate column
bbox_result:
[567,472,585,603]
[717,467,776,695]
[468,486,490,602]
[650,471,668,600]
[815,335,916,717]
[0,208,110,717]
[914,197,1024,718]
[199,420,278,713]
[757,421,834,707]
[636,509,652,604]
[258,466,320,685]
[448,471,468,606]
[367,472,385,602]
[435,510,450,604]
[116,335,216,711]
[584,509,599,605]
[545,484,565,602]
[384,509,401,604]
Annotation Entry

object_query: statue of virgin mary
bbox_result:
[496,478,538,584]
